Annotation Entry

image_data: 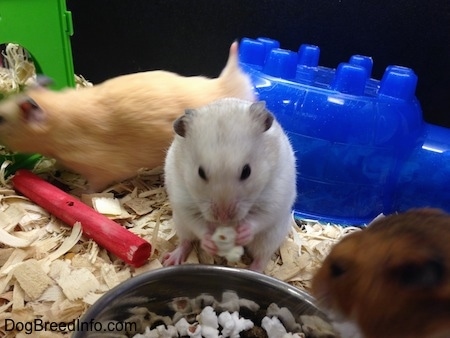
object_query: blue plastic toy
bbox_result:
[239,37,450,226]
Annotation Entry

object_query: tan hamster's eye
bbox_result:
[0,115,5,124]
[198,166,207,181]
[240,164,251,180]
[330,261,346,278]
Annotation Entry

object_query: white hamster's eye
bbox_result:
[240,164,251,181]
[198,166,207,181]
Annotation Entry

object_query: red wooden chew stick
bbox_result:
[12,169,151,267]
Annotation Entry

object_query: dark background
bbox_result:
[66,0,450,128]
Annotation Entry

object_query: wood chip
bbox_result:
[44,222,82,262]
[81,192,114,206]
[0,203,27,231]
[0,248,15,266]
[12,281,25,310]
[124,197,155,215]
[101,263,121,289]
[0,248,29,276]
[13,259,54,300]
[91,196,122,215]
[56,267,100,301]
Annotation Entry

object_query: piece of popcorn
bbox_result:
[211,227,244,262]
[186,324,202,338]
[174,317,191,336]
[198,306,219,328]
[262,316,289,338]
[267,303,302,332]
[219,311,254,338]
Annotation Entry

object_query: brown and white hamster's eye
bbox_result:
[329,260,348,278]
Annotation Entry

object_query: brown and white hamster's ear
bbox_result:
[406,208,447,217]
[17,96,47,126]
[249,101,274,132]
[389,256,445,289]
[173,109,196,137]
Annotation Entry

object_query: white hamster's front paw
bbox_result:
[200,233,218,256]
[235,221,255,246]
[162,240,193,266]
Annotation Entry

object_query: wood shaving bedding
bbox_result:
[0,44,36,93]
[0,43,362,337]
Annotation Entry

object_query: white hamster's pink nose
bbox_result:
[212,202,237,223]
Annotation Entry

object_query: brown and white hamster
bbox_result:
[162,98,297,272]
[0,41,255,191]
[311,208,450,338]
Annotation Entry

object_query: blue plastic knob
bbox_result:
[263,48,298,79]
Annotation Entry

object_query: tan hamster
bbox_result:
[162,98,297,272]
[311,208,450,338]
[0,41,255,191]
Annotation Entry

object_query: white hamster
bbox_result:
[162,98,297,272]
[0,41,255,192]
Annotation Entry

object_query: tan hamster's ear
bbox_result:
[173,109,195,137]
[390,257,444,289]
[17,97,47,125]
[35,75,54,88]
[249,101,274,132]
[20,75,53,92]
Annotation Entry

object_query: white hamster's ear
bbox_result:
[173,109,195,137]
[249,101,274,132]
[17,97,47,126]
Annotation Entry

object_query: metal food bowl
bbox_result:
[72,265,334,337]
